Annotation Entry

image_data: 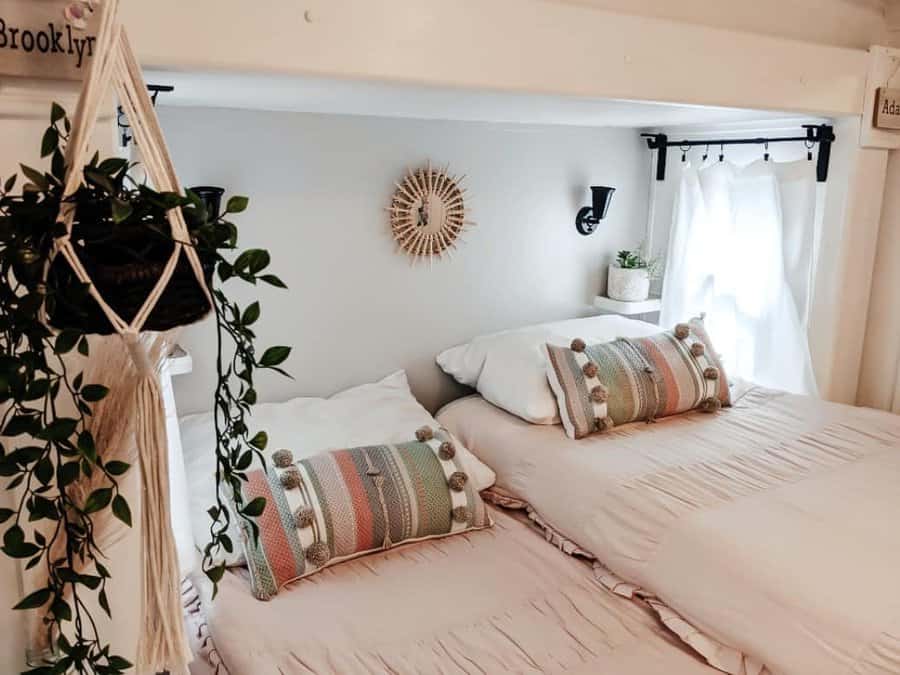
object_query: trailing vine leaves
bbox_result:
[191,193,292,596]
[0,103,290,674]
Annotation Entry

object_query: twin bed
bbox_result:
[179,315,900,675]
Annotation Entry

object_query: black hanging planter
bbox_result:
[45,221,216,335]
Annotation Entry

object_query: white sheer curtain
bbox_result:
[660,159,818,395]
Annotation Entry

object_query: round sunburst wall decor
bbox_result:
[388,163,474,263]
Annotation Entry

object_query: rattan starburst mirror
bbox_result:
[388,163,474,262]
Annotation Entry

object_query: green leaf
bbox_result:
[242,497,266,517]
[111,199,133,224]
[13,587,51,611]
[24,378,50,401]
[77,336,90,357]
[248,249,270,274]
[58,462,80,488]
[3,414,38,437]
[235,450,253,470]
[98,588,111,617]
[249,431,268,450]
[217,262,233,282]
[105,461,130,476]
[77,430,96,462]
[242,388,257,405]
[41,127,59,158]
[225,195,249,214]
[20,164,49,191]
[0,508,13,524]
[259,346,291,368]
[84,168,115,194]
[2,525,39,559]
[51,102,65,123]
[206,563,226,584]
[108,656,133,671]
[234,248,270,274]
[51,597,72,622]
[260,274,287,288]
[111,495,132,527]
[241,302,260,326]
[37,418,78,442]
[54,330,80,355]
[97,157,128,174]
[83,487,113,514]
[34,457,53,486]
[3,174,17,192]
[51,149,65,182]
[80,384,109,402]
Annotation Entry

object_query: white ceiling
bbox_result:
[146,69,802,130]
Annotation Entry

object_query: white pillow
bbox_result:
[436,315,661,424]
[179,370,495,567]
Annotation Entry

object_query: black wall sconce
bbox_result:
[575,186,615,235]
[118,84,174,148]
[190,186,225,224]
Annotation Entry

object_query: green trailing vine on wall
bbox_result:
[0,104,289,674]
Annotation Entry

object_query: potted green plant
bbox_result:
[608,246,662,302]
[0,103,290,674]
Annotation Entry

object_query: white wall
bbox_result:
[157,107,650,415]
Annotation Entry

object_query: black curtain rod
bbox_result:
[641,124,835,182]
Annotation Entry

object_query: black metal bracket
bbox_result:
[117,84,174,148]
[641,124,835,183]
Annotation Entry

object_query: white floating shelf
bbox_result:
[593,296,662,316]
[167,344,194,376]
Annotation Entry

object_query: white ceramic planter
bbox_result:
[607,265,650,302]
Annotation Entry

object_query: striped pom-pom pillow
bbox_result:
[545,317,731,439]
[237,427,492,599]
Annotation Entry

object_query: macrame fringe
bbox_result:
[133,373,192,674]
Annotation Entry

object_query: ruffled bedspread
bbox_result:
[186,507,717,674]
[439,388,900,675]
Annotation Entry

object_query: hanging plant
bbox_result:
[0,103,290,674]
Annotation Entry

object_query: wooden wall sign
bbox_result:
[874,87,900,131]
[0,0,99,81]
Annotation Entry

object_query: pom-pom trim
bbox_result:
[294,506,315,528]
[590,384,608,403]
[452,506,470,523]
[448,471,468,492]
[438,441,456,460]
[280,469,302,490]
[272,449,294,468]
[305,541,331,567]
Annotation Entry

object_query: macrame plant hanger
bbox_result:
[41,1,208,672]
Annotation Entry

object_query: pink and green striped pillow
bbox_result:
[546,317,731,439]
[237,427,492,599]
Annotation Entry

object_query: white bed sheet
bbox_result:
[189,507,716,675]
[438,389,900,675]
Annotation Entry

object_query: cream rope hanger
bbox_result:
[41,1,207,672]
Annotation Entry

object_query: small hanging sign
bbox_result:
[0,0,99,81]
[874,87,900,130]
